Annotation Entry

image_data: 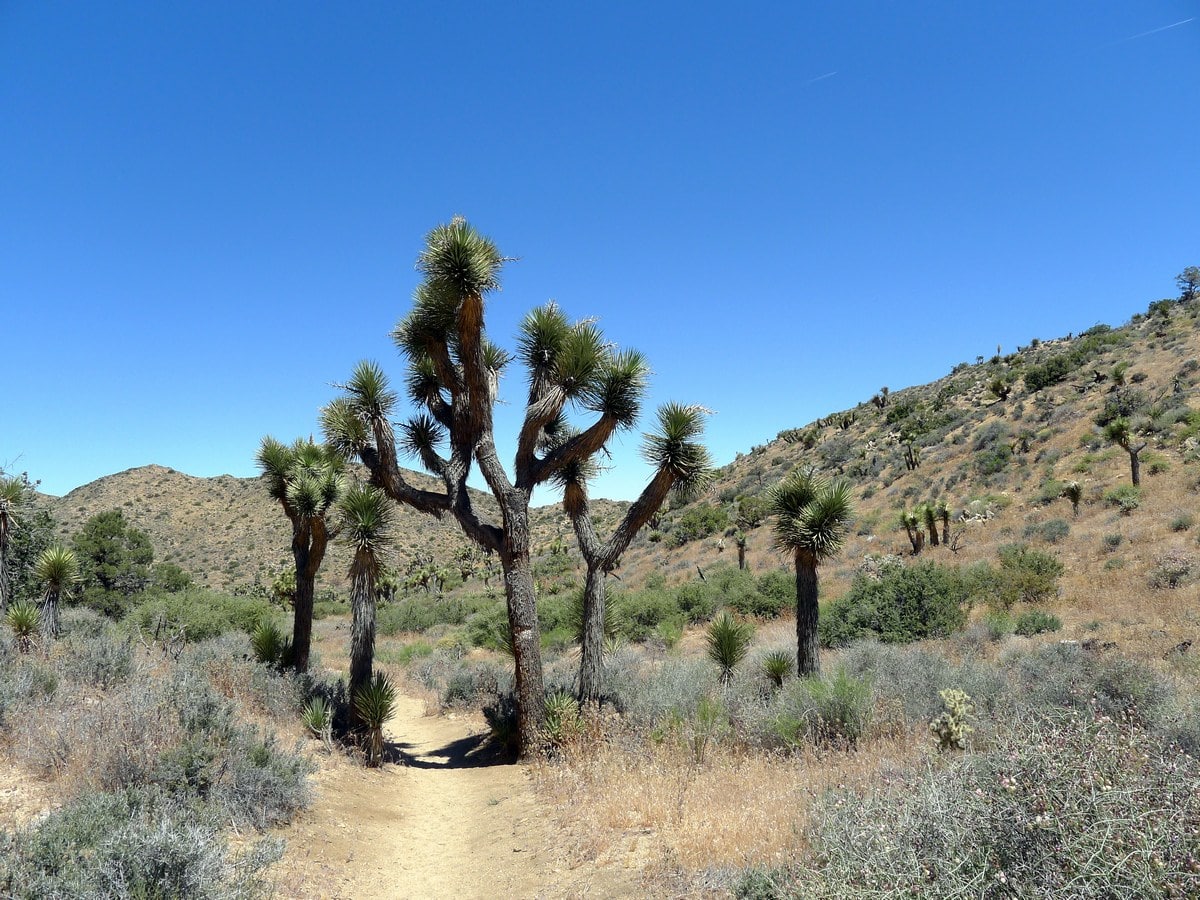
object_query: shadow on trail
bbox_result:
[390,733,516,770]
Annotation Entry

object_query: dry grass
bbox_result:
[534,724,924,879]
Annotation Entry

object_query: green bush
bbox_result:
[670,504,730,546]
[820,561,969,647]
[775,668,874,747]
[1021,518,1070,544]
[978,543,1064,607]
[128,589,275,642]
[1170,513,1195,532]
[1103,484,1142,515]
[1013,609,1062,635]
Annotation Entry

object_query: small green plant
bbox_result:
[1150,549,1195,589]
[778,668,874,747]
[250,620,292,668]
[1103,483,1141,515]
[1060,480,1083,516]
[353,671,397,767]
[929,688,974,751]
[1102,532,1123,552]
[301,696,334,751]
[6,599,42,653]
[542,690,582,749]
[706,612,754,683]
[690,695,728,764]
[760,650,792,688]
[1013,609,1062,636]
[1170,513,1194,532]
[980,610,1014,641]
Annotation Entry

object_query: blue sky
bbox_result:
[3,2,1197,502]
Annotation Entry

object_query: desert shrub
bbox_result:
[128,589,275,642]
[1034,477,1066,505]
[58,631,137,689]
[605,657,715,728]
[1103,532,1123,552]
[1150,548,1195,589]
[670,504,730,546]
[616,587,687,642]
[0,787,283,900]
[1103,483,1141,515]
[983,543,1064,607]
[779,713,1200,897]
[1021,517,1070,544]
[1013,609,1062,635]
[718,568,791,619]
[1171,513,1195,532]
[820,561,969,646]
[441,660,509,708]
[377,594,480,635]
[979,609,1014,641]
[775,668,873,747]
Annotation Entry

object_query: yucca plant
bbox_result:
[34,545,78,640]
[250,620,292,668]
[542,690,582,749]
[301,696,334,752]
[339,483,393,723]
[707,612,754,683]
[761,649,793,688]
[353,671,397,767]
[1061,480,1083,517]
[6,599,41,653]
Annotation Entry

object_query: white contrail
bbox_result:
[1113,17,1194,44]
[803,71,838,86]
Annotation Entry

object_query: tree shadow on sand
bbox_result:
[386,733,516,769]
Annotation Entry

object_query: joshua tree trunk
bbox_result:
[795,550,821,677]
[0,546,8,615]
[41,587,60,640]
[348,552,377,729]
[291,521,329,673]
[1128,444,1146,486]
[737,542,747,571]
[499,534,545,753]
[940,513,950,545]
[577,567,606,703]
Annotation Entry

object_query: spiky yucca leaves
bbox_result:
[255,437,346,673]
[301,696,334,752]
[707,613,755,683]
[643,403,715,500]
[34,545,78,640]
[417,217,502,300]
[6,599,41,653]
[340,483,394,711]
[921,502,940,547]
[770,470,854,677]
[0,475,24,613]
[251,620,292,668]
[354,671,397,767]
[761,649,793,688]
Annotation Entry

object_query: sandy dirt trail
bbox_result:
[273,695,640,899]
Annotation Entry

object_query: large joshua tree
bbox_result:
[256,437,345,672]
[339,482,393,726]
[770,469,854,676]
[0,476,23,613]
[35,545,78,640]
[558,402,712,703]
[322,219,661,757]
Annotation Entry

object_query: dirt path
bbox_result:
[273,695,640,899]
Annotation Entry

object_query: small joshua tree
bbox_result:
[354,671,397,767]
[921,503,940,547]
[34,546,77,640]
[1061,481,1083,517]
[1104,418,1147,486]
[901,510,925,555]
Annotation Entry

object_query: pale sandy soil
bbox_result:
[272,695,645,900]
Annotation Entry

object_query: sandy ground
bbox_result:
[272,695,642,900]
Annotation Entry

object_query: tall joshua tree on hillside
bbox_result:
[770,469,853,676]
[322,218,671,757]
[339,483,393,727]
[558,401,712,702]
[256,438,345,672]
[1103,418,1147,487]
[0,476,23,613]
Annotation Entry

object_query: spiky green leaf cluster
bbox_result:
[770,470,854,562]
[339,483,394,557]
[256,437,345,520]
[707,612,755,683]
[642,403,714,498]
[34,545,78,592]
[416,218,502,300]
[354,670,398,730]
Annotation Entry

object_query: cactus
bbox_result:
[930,688,974,752]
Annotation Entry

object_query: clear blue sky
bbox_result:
[3,2,1197,502]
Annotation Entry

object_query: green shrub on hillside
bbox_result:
[128,589,275,642]
[820,561,969,647]
[669,504,730,546]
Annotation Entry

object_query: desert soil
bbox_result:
[272,694,643,899]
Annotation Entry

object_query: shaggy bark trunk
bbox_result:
[41,587,60,640]
[795,552,821,677]
[348,552,376,730]
[290,521,328,674]
[1129,445,1145,486]
[499,500,545,757]
[941,516,950,545]
[737,542,747,571]
[0,533,9,614]
[578,566,606,703]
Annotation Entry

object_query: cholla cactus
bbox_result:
[930,689,975,751]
